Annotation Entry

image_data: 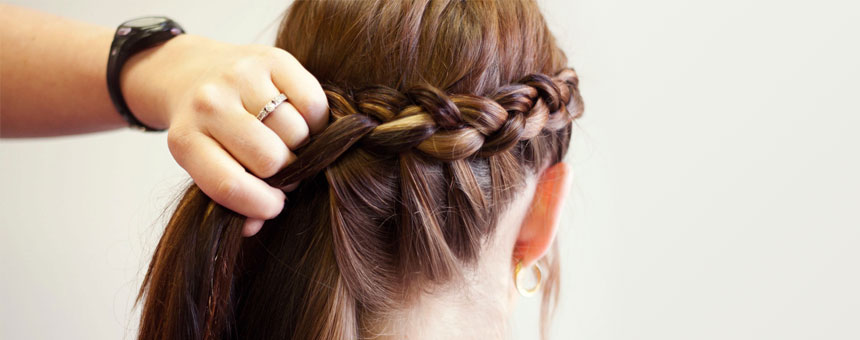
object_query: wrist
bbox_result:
[120,33,201,130]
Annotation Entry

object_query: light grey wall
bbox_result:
[2,0,858,339]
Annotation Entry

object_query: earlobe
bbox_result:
[513,162,571,268]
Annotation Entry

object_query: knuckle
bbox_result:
[308,89,330,116]
[213,176,241,204]
[264,47,296,64]
[166,128,193,156]
[225,57,257,83]
[254,147,288,178]
[288,120,310,148]
[303,88,330,132]
[190,84,222,114]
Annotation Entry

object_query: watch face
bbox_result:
[123,17,167,29]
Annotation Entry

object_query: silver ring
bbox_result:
[256,93,288,121]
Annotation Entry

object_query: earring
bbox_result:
[514,260,543,297]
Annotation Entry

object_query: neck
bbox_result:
[364,282,513,340]
[364,176,534,339]
[366,241,519,339]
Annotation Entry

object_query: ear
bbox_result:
[513,162,572,267]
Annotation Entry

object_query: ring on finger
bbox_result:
[256,93,288,121]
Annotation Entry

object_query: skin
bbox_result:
[0,5,328,236]
[369,162,572,339]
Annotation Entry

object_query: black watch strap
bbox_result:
[106,17,184,132]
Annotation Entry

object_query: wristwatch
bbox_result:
[106,17,184,132]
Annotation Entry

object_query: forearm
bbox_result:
[0,5,182,137]
[0,5,123,137]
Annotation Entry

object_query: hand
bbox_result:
[121,34,328,236]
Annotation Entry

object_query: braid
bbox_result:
[266,67,583,189]
[138,0,585,338]
[258,67,584,318]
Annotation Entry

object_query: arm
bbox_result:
[0,4,127,136]
[0,4,330,236]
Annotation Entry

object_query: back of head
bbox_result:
[137,1,583,339]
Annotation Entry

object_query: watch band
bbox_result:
[106,17,184,132]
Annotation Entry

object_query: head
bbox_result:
[138,0,583,339]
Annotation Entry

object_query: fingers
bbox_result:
[168,47,325,238]
[237,74,310,150]
[167,129,286,221]
[205,102,294,179]
[266,49,329,134]
[243,218,265,237]
[263,102,311,149]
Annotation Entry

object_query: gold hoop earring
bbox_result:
[514,260,543,297]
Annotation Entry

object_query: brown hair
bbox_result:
[137,0,583,339]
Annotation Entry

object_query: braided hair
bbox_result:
[267,68,582,186]
[137,1,584,339]
[263,67,583,310]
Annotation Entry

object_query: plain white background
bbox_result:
[2,0,858,339]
